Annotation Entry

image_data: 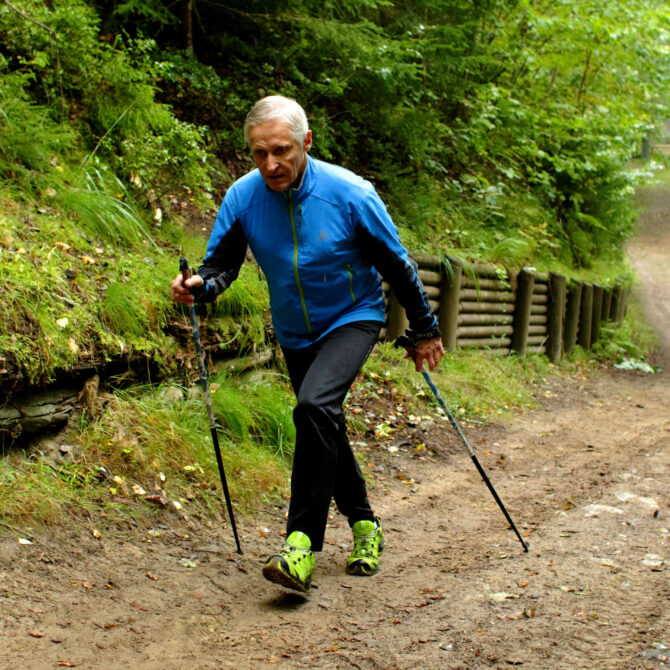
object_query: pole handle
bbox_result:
[180,255,191,282]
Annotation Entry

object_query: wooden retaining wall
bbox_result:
[383,254,630,362]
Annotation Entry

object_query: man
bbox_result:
[171,95,443,594]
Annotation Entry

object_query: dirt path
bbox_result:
[2,186,669,670]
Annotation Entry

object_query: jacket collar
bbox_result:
[278,155,316,203]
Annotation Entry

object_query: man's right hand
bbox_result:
[170,273,204,304]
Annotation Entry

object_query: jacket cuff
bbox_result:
[191,281,213,303]
[403,325,442,346]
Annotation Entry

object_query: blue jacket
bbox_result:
[197,156,438,349]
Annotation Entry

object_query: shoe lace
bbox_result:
[352,528,377,557]
[279,542,311,564]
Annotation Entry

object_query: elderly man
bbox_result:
[171,95,443,594]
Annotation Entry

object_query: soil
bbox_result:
[1,185,669,670]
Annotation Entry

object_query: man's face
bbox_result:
[248,119,312,192]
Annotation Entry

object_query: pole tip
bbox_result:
[523,541,530,553]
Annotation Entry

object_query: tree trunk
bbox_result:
[183,0,194,54]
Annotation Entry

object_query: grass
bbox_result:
[0,292,658,534]
[0,375,292,532]
[360,342,545,421]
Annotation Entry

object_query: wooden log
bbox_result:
[578,283,594,349]
[610,283,623,322]
[591,284,604,344]
[533,282,549,294]
[601,288,612,323]
[429,299,440,313]
[457,336,512,348]
[439,256,462,352]
[468,261,508,279]
[458,313,514,326]
[527,334,548,345]
[424,285,441,299]
[460,288,515,303]
[529,314,548,325]
[460,301,515,314]
[412,253,442,271]
[457,325,514,337]
[530,304,548,315]
[418,268,442,286]
[528,325,547,336]
[461,276,511,291]
[563,281,583,354]
[547,272,567,363]
[535,271,549,282]
[511,267,535,358]
[531,293,548,304]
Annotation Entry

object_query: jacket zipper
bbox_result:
[288,196,311,333]
[344,263,356,303]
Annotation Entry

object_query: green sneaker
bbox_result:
[262,531,315,593]
[346,517,385,576]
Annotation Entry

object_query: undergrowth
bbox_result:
[1,304,654,535]
[0,372,293,532]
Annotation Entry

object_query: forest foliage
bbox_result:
[0,0,669,387]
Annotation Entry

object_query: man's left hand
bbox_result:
[404,336,444,372]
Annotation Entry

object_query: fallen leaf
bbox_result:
[91,529,101,539]
[144,494,168,506]
[146,573,158,581]
[28,631,44,638]
[81,255,96,265]
[489,592,520,601]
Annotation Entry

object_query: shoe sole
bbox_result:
[346,537,385,576]
[262,561,311,594]
[346,561,378,576]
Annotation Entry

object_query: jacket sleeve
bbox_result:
[193,192,248,303]
[354,189,439,338]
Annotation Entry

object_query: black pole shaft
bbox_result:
[421,370,529,553]
[180,257,242,554]
[190,304,243,554]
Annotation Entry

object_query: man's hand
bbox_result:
[170,273,204,304]
[403,336,445,372]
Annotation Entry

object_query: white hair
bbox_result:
[244,95,309,146]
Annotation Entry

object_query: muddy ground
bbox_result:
[1,184,668,669]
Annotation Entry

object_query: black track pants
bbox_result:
[281,320,382,551]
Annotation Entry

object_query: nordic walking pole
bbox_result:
[180,256,242,554]
[396,337,529,553]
